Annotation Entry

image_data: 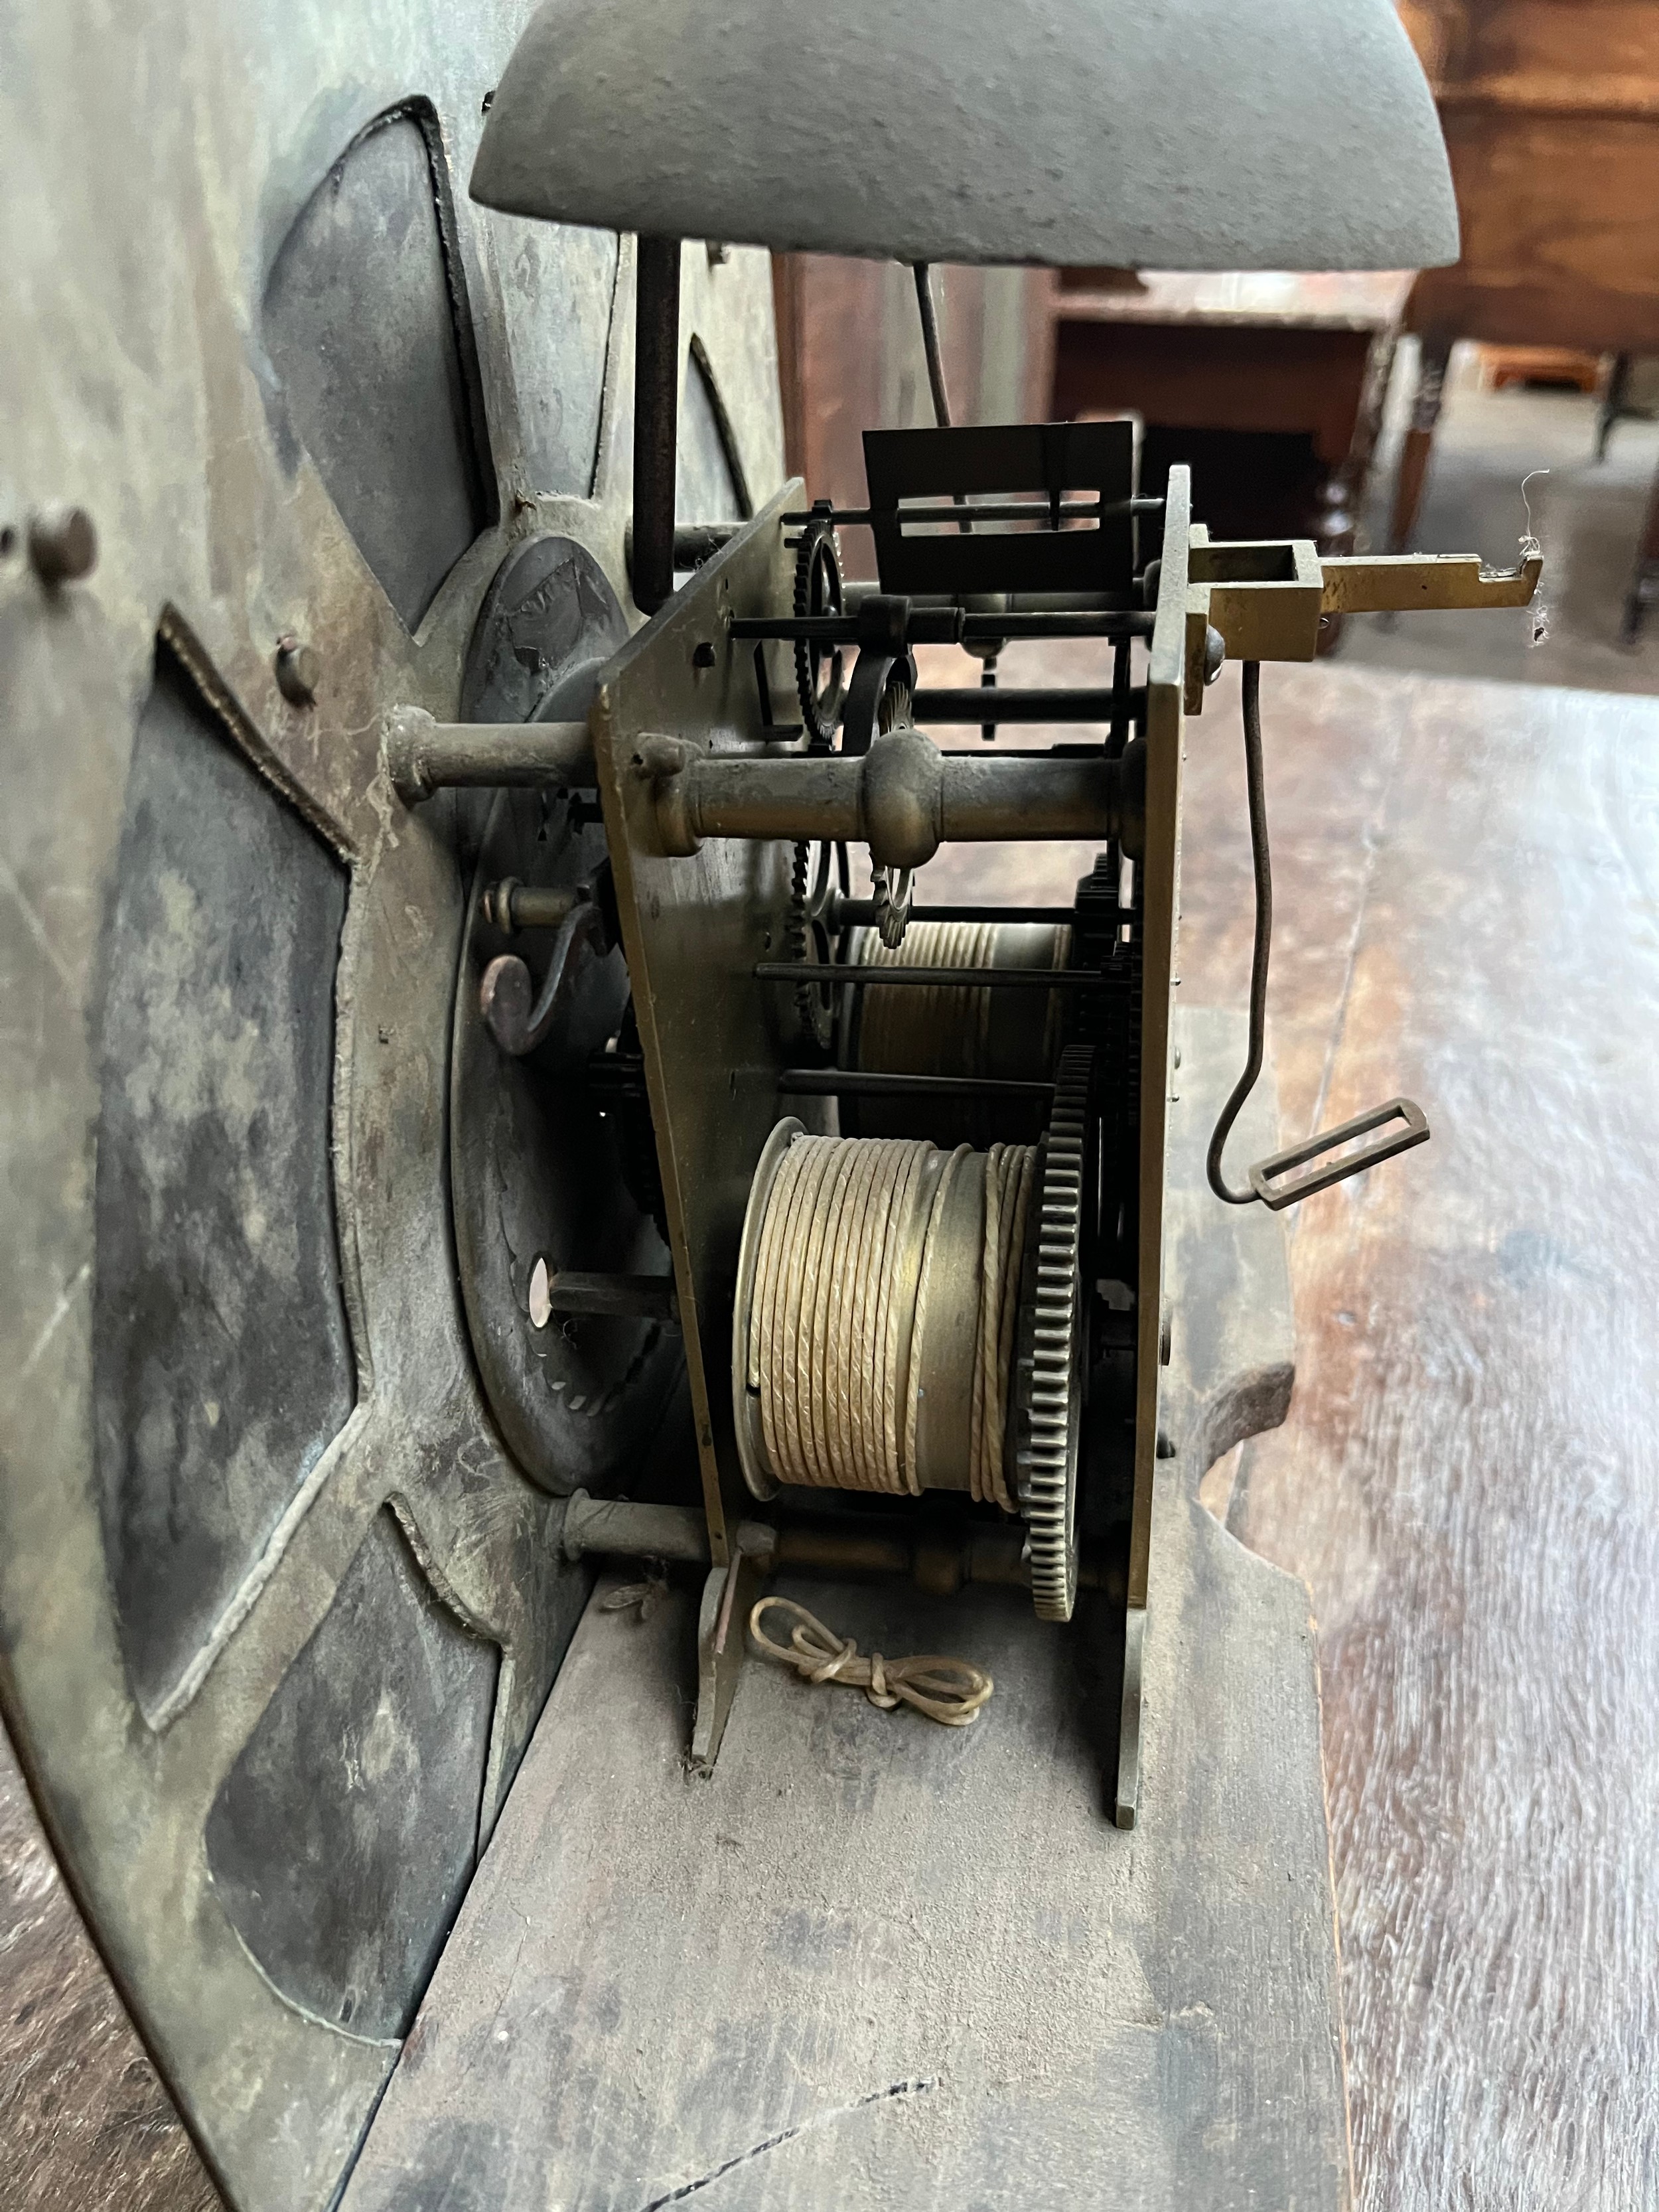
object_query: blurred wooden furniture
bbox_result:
[1622,461,1659,638]
[1480,343,1603,390]
[1038,269,1411,560]
[1597,350,1659,457]
[770,254,1031,577]
[1391,0,1659,547]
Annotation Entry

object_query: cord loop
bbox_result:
[749,1596,993,1726]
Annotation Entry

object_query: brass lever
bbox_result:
[1319,550,1542,615]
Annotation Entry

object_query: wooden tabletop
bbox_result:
[1204,661,1659,2211]
[0,1719,218,2209]
[928,650,1659,2210]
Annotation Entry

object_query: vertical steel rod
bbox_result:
[912,261,974,543]
[633,235,682,615]
[912,262,953,429]
[1108,636,1132,758]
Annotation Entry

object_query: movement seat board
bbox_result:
[344,1011,1348,2212]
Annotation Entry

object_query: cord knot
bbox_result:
[748,1596,993,1727]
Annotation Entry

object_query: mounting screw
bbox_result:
[28,505,98,587]
[1203,624,1226,686]
[274,634,321,707]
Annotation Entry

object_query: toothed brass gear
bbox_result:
[785,839,842,1055]
[1017,1044,1093,1621]
[794,506,845,749]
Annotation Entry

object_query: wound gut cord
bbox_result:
[749,1132,1033,1501]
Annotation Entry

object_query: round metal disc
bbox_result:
[450,536,683,1493]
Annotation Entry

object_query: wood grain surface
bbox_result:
[0,1717,220,2209]
[1400,0,1659,352]
[1222,664,1659,2212]
[933,649,1659,2211]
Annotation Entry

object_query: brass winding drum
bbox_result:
[841,917,1072,1144]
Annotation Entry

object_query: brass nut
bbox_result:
[636,733,703,855]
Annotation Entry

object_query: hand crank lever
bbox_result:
[479,889,607,1057]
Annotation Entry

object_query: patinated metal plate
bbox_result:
[94,631,355,1727]
[589,492,830,1559]
[0,5,786,2203]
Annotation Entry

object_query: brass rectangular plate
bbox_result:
[1117,469,1194,1825]
[590,486,828,1563]
[1129,473,1192,1613]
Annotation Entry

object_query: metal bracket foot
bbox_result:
[1114,1603,1146,1829]
[689,1544,770,1775]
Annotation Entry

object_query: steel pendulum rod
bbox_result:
[632,235,682,616]
[913,263,954,431]
[911,686,1145,723]
[729,611,1155,642]
[918,255,998,752]
[778,498,1162,528]
[1206,662,1272,1205]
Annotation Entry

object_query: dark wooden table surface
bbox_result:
[1207,660,1659,2211]
[932,650,1659,2211]
[8,653,1659,2207]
